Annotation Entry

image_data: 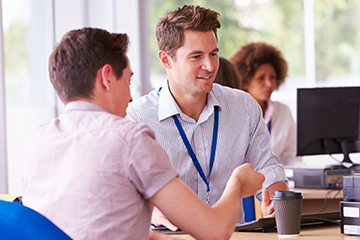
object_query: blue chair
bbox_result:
[242,195,256,222]
[0,200,72,239]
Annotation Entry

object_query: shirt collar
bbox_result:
[64,101,109,114]
[158,82,182,121]
[158,81,221,122]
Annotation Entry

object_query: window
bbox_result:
[1,0,359,194]
[148,0,305,116]
[0,0,148,194]
[148,0,360,112]
[313,0,360,86]
[2,0,55,194]
[147,0,360,164]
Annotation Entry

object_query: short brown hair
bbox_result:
[230,42,288,90]
[155,5,221,59]
[49,27,129,103]
[214,57,241,89]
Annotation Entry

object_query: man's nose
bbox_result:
[201,56,215,72]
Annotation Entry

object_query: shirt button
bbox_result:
[197,150,201,154]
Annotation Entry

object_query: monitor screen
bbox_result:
[297,87,360,167]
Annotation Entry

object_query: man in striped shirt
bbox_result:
[126,5,289,230]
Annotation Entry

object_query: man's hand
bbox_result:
[230,163,265,198]
[261,188,275,217]
[151,207,178,231]
[261,182,289,217]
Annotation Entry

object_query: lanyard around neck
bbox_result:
[268,119,271,135]
[172,106,219,203]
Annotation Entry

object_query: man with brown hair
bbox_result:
[127,5,289,230]
[21,27,265,240]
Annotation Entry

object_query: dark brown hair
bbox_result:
[155,5,221,59]
[214,57,241,89]
[230,42,288,90]
[48,27,129,103]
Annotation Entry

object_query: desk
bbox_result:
[171,224,359,239]
[0,194,20,202]
[255,188,343,219]
[293,188,343,214]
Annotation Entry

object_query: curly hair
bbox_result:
[155,5,221,59]
[230,42,288,90]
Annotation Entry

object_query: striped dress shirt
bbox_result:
[126,82,288,223]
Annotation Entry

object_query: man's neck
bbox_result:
[176,94,207,122]
[167,85,207,122]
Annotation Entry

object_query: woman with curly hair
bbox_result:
[231,42,301,165]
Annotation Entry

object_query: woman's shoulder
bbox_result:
[271,101,294,120]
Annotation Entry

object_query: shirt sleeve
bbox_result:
[126,122,179,199]
[245,98,288,201]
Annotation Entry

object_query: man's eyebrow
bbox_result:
[188,50,203,55]
[188,48,219,56]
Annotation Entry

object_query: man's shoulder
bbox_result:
[128,90,158,109]
[34,110,153,139]
[212,83,257,105]
[95,112,155,139]
[126,89,159,121]
[213,83,249,97]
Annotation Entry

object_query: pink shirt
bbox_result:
[21,101,178,240]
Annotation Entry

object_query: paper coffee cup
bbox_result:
[272,191,303,238]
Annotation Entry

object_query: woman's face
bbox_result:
[245,63,277,104]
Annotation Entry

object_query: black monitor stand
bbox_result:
[325,139,359,170]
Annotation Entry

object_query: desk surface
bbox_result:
[293,188,343,199]
[171,224,359,240]
[256,188,344,218]
[0,194,19,201]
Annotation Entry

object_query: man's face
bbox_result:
[167,30,219,99]
[112,55,133,117]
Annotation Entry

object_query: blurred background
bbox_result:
[1,0,360,195]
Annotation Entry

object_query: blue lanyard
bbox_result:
[172,106,219,204]
[268,119,271,135]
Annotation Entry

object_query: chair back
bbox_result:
[0,200,72,239]
[243,195,256,222]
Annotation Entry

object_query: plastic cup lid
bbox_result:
[272,190,303,199]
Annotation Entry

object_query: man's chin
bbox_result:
[199,84,213,94]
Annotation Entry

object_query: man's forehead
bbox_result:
[179,30,218,52]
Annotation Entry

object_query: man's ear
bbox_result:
[158,50,172,69]
[99,64,113,91]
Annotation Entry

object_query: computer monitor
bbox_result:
[297,87,360,168]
